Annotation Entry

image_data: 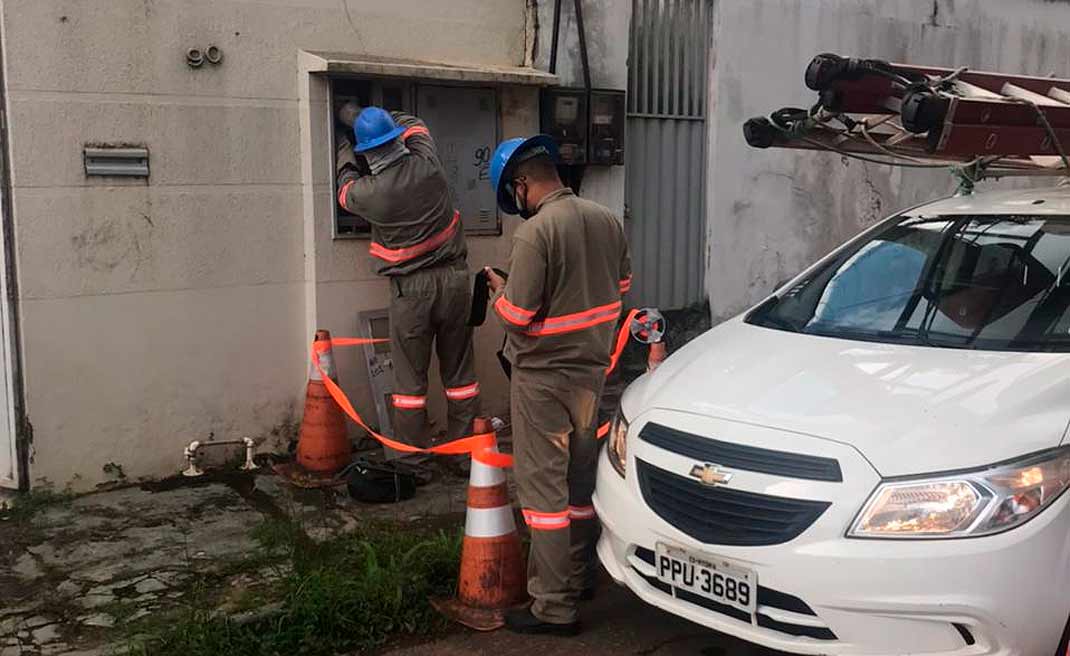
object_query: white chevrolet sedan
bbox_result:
[595,187,1070,655]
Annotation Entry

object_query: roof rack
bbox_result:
[743,54,1070,188]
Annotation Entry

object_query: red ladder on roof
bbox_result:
[744,53,1070,180]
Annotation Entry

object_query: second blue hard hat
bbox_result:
[489,135,559,215]
[354,107,406,153]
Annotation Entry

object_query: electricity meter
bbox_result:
[541,87,588,165]
[588,89,625,166]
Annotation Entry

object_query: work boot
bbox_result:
[505,607,581,637]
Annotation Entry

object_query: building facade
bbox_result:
[0,0,630,490]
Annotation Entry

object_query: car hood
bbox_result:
[628,319,1070,477]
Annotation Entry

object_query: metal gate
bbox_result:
[626,0,711,308]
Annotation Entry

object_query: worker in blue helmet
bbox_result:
[483,135,632,636]
[335,105,479,452]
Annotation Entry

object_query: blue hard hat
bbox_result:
[489,135,559,214]
[354,107,406,153]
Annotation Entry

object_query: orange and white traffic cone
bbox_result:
[293,330,351,477]
[433,418,526,631]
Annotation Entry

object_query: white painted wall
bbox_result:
[706,0,1070,322]
[2,0,533,489]
[533,0,632,216]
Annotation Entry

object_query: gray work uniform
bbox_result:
[492,188,631,624]
[338,113,478,446]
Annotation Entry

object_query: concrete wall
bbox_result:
[533,0,632,216]
[706,0,1070,322]
[2,0,534,488]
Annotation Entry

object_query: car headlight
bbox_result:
[849,447,1070,539]
[608,409,629,478]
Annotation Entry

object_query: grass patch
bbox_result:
[0,484,74,523]
[123,518,462,656]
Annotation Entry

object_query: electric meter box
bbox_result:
[540,87,625,167]
[588,89,625,166]
[541,87,588,165]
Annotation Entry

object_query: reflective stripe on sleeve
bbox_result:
[619,276,633,294]
[523,301,622,337]
[338,179,355,209]
[494,295,538,326]
[401,126,430,141]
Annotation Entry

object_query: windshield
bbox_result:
[747,213,1070,352]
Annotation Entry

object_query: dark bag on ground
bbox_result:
[345,458,417,504]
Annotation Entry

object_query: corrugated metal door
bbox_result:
[627,0,711,308]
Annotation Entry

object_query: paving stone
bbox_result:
[75,594,115,610]
[134,578,167,594]
[80,614,115,629]
[31,623,62,643]
[131,593,158,604]
[12,553,44,581]
[40,642,71,655]
[27,543,60,561]
[0,616,22,635]
[0,603,40,619]
[55,580,82,598]
[149,570,189,587]
[127,609,153,623]
[21,616,51,629]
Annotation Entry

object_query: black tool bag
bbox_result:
[345,458,417,504]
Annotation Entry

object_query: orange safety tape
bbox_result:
[311,337,513,468]
[313,308,639,458]
[597,308,641,440]
[605,308,639,378]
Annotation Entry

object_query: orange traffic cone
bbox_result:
[295,330,351,475]
[433,418,526,631]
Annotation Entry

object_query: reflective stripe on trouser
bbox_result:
[389,262,479,448]
[511,368,603,625]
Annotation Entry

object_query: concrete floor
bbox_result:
[2,467,785,656]
[383,584,785,656]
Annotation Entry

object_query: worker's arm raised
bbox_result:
[492,238,546,333]
[390,112,437,162]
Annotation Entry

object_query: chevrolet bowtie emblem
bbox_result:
[689,463,733,487]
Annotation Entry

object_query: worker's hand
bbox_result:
[336,101,363,128]
[484,266,506,294]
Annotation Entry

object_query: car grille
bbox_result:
[637,460,830,546]
[640,422,843,482]
[632,546,837,641]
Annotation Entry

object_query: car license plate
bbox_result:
[654,543,757,614]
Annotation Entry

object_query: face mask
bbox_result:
[513,181,533,220]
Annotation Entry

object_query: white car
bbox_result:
[595,187,1070,655]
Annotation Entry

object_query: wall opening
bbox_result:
[328,78,502,238]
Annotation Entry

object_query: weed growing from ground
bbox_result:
[123,519,462,656]
[0,482,74,523]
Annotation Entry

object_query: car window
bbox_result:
[748,214,1070,351]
